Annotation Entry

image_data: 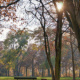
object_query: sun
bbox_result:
[56,2,63,11]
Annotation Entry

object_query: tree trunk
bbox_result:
[43,28,55,80]
[66,66,67,77]
[18,66,21,76]
[70,12,80,52]
[13,69,15,76]
[64,0,80,52]
[16,66,19,76]
[5,70,7,76]
[70,30,75,80]
[62,67,64,76]
[79,69,80,77]
[40,2,55,79]
[26,67,27,77]
[55,9,63,80]
[16,67,18,76]
[42,69,44,77]
[15,60,19,76]
[60,68,61,77]
[32,58,34,77]
[69,66,70,77]
[7,69,9,76]
[48,68,51,77]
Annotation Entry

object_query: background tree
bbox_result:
[2,29,29,76]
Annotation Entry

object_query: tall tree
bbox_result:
[55,4,63,80]
[70,29,75,80]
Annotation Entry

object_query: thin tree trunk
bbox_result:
[37,1,55,79]
[6,70,7,76]
[66,66,67,77]
[43,33,55,80]
[40,1,55,79]
[79,69,80,77]
[32,58,34,77]
[13,69,15,76]
[70,30,75,80]
[42,68,44,77]
[55,9,63,80]
[48,68,51,77]
[69,66,70,77]
[14,58,19,76]
[7,69,9,76]
[62,67,64,76]
[26,67,27,77]
[15,65,19,76]
[60,68,61,77]
[18,66,21,76]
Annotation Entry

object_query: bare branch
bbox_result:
[65,11,73,29]
[0,0,20,9]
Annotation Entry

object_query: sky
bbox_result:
[0,28,10,41]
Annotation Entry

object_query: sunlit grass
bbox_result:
[0,77,80,80]
[0,77,13,79]
[37,77,80,80]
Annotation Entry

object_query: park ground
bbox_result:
[0,77,80,80]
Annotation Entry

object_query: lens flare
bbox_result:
[56,2,63,11]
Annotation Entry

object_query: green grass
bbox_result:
[37,77,80,80]
[0,77,14,80]
[0,77,80,80]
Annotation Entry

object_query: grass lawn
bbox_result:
[0,77,14,80]
[0,77,80,80]
[37,77,80,80]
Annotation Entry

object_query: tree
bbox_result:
[21,44,39,77]
[2,29,29,76]
[64,0,80,52]
[70,29,76,80]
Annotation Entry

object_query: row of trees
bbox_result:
[0,29,54,76]
[0,27,80,78]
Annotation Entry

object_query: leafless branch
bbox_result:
[0,0,20,8]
